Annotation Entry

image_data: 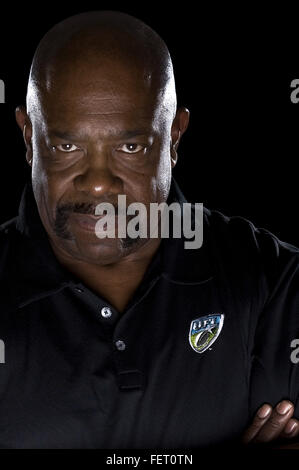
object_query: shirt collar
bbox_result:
[9,182,73,310]
[10,177,213,309]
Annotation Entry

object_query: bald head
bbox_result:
[16,11,189,267]
[27,11,177,120]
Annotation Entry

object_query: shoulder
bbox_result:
[203,207,298,294]
[206,207,297,250]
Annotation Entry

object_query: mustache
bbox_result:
[54,199,141,243]
[54,199,136,239]
[56,201,127,217]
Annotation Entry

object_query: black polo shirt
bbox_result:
[0,177,298,449]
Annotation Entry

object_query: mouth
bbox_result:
[71,213,107,232]
[70,212,123,236]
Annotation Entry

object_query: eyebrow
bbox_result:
[48,128,153,140]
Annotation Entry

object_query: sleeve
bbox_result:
[247,228,299,418]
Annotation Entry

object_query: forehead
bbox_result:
[35,84,167,138]
[40,99,162,137]
[45,55,156,105]
[38,59,166,125]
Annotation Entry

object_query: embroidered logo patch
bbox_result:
[189,314,224,353]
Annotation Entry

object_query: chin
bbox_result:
[64,237,134,265]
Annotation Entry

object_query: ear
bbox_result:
[170,107,190,168]
[15,106,33,167]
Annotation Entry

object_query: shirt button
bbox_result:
[101,306,113,318]
[75,287,84,293]
[115,340,126,351]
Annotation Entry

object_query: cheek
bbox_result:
[31,157,49,208]
[130,155,171,206]
[133,137,172,205]
[31,158,66,226]
[154,141,172,203]
[30,130,68,224]
[31,144,68,206]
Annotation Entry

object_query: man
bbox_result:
[0,10,298,449]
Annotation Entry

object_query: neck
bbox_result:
[49,237,161,312]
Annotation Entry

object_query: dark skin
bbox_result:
[16,54,189,312]
[15,11,299,445]
[243,401,299,446]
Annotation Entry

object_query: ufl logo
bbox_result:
[189,314,224,354]
[0,80,4,104]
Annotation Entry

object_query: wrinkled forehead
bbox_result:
[29,55,171,125]
[28,79,174,141]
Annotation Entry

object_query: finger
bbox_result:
[281,418,299,439]
[242,404,272,444]
[252,400,294,443]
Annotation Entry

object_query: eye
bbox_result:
[117,143,145,154]
[54,144,80,153]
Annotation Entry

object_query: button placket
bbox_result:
[115,340,126,351]
[74,286,84,293]
[101,306,113,318]
[72,284,119,326]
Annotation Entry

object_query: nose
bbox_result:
[74,148,123,198]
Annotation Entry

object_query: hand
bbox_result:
[242,400,299,445]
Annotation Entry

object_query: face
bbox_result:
[17,57,189,266]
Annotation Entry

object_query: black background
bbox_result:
[0,4,298,246]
